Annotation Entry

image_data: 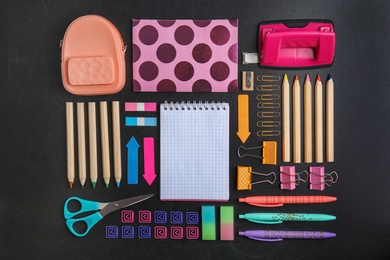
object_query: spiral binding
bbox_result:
[161,101,228,111]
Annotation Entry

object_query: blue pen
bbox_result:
[239,213,336,224]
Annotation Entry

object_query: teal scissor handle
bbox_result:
[64,197,100,219]
[65,212,103,237]
[64,197,103,237]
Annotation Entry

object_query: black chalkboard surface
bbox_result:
[1,0,390,259]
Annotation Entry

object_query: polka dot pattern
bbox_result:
[139,25,159,45]
[174,61,194,81]
[157,43,176,63]
[132,19,238,92]
[210,25,230,45]
[192,44,212,63]
[174,25,194,45]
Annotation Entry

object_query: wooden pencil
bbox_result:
[326,74,334,162]
[100,101,111,188]
[77,102,87,188]
[88,102,98,188]
[66,102,75,188]
[304,75,313,163]
[315,75,324,163]
[292,75,301,163]
[112,101,122,187]
[282,74,291,162]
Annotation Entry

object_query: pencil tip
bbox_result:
[81,184,84,189]
[116,182,120,188]
[105,183,109,188]
[92,182,96,189]
[294,75,298,81]
[327,74,332,80]
[316,74,321,81]
[284,74,288,80]
[69,182,73,189]
[305,74,310,82]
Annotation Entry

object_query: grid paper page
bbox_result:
[160,102,229,201]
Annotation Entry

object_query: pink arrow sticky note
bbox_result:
[143,137,156,185]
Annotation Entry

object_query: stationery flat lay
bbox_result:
[8,1,390,259]
[59,15,339,245]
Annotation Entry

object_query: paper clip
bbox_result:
[256,85,280,91]
[257,102,280,109]
[257,121,281,128]
[257,111,281,118]
[237,166,276,190]
[257,75,281,82]
[257,94,280,101]
[257,130,281,137]
[237,141,277,165]
[279,166,308,190]
[309,166,338,191]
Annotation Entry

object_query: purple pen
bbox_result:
[238,230,336,242]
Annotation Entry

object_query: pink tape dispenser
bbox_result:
[243,20,336,69]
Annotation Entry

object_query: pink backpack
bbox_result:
[61,15,126,95]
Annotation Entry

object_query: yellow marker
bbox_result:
[237,94,251,143]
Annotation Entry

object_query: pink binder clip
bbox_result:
[309,166,338,190]
[279,166,308,190]
[258,20,336,68]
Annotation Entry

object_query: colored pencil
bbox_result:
[112,101,122,187]
[293,75,301,163]
[315,75,323,163]
[100,101,111,188]
[77,103,87,188]
[326,74,334,162]
[282,74,290,162]
[66,102,75,188]
[88,102,98,188]
[304,75,313,163]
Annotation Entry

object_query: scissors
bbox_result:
[64,194,154,237]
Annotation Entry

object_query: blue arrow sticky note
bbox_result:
[126,136,140,184]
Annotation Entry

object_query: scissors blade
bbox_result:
[100,194,155,217]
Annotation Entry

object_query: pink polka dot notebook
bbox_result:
[132,19,238,92]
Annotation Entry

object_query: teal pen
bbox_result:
[239,213,336,224]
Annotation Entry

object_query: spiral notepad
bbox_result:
[160,102,230,201]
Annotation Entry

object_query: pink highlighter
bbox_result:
[257,20,336,68]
